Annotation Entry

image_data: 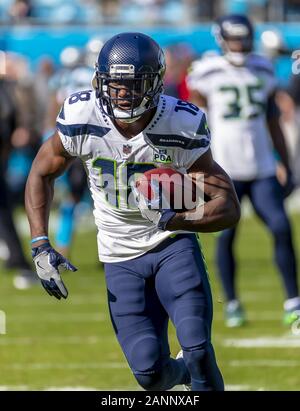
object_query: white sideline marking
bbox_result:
[5,334,300,349]
[224,336,300,348]
[225,385,252,391]
[0,334,180,347]
[214,312,282,321]
[174,384,253,391]
[0,385,141,391]
[2,295,104,306]
[0,385,29,391]
[242,291,276,301]
[3,362,127,370]
[229,359,300,367]
[6,313,106,323]
[0,335,178,346]
[241,293,284,302]
[46,386,98,391]
[6,310,283,323]
[0,335,109,345]
[215,290,291,303]
[45,386,140,391]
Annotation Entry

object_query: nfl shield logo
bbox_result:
[123,144,132,155]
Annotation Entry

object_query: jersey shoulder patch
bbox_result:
[145,95,210,151]
[172,99,210,148]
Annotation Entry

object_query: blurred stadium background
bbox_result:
[0,0,300,391]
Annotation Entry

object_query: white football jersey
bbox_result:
[56,91,210,262]
[188,53,277,180]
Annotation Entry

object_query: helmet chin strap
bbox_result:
[112,106,144,122]
[111,95,150,122]
[117,116,142,124]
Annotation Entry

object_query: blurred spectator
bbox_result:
[185,0,215,21]
[164,47,180,98]
[4,53,41,205]
[0,52,38,289]
[220,0,268,21]
[100,0,120,22]
[0,0,299,24]
[278,72,300,186]
[283,0,300,20]
[164,43,194,99]
[9,0,32,22]
[34,57,55,134]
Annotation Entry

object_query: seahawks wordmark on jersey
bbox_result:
[188,53,277,181]
[56,92,210,262]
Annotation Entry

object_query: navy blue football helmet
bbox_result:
[92,32,166,122]
[213,15,254,64]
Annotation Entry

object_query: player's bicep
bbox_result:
[30,132,74,179]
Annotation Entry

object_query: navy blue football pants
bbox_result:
[216,176,298,302]
[104,234,224,391]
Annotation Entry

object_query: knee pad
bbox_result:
[134,361,178,391]
[134,370,164,391]
[176,304,209,349]
[127,335,161,374]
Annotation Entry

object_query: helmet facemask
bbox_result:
[222,38,253,65]
[93,63,164,123]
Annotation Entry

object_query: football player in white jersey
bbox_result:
[25,33,240,391]
[187,15,300,328]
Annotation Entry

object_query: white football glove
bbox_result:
[32,243,77,300]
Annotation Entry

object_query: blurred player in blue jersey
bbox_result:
[188,15,300,327]
[25,33,241,391]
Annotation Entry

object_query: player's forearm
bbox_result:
[25,172,54,241]
[166,195,240,233]
[25,134,73,243]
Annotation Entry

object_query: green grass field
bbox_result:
[0,213,300,391]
